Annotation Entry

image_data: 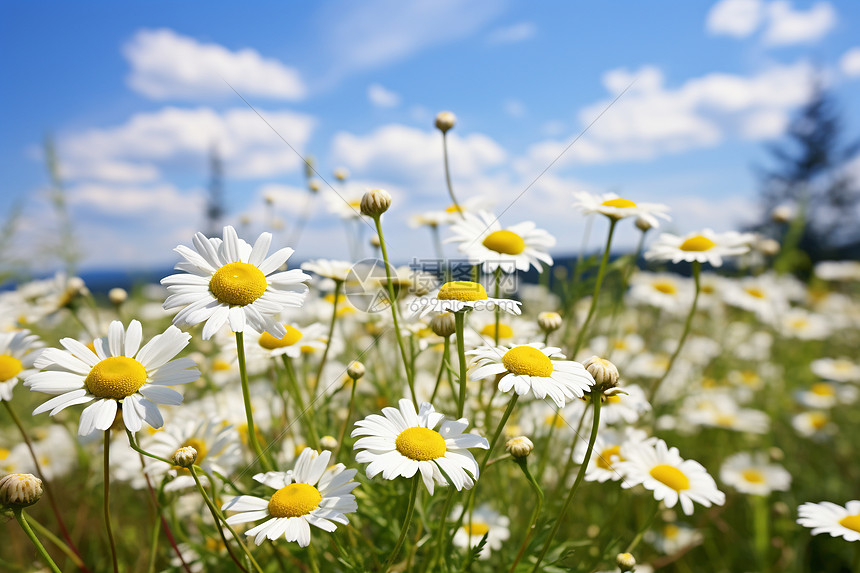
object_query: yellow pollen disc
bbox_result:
[259,325,303,349]
[480,323,514,339]
[395,427,446,461]
[437,281,487,302]
[0,448,10,459]
[701,284,715,294]
[606,395,622,404]
[811,383,835,397]
[809,412,828,430]
[544,413,566,428]
[348,200,361,209]
[790,319,808,329]
[268,483,322,518]
[482,230,526,255]
[679,235,716,252]
[324,293,347,304]
[212,359,232,372]
[85,356,147,400]
[209,262,267,307]
[839,514,860,533]
[664,524,680,539]
[445,204,462,213]
[715,414,736,427]
[596,445,624,470]
[834,360,853,372]
[650,464,690,492]
[182,438,208,464]
[462,522,490,536]
[0,354,23,382]
[601,198,637,208]
[502,346,553,377]
[652,281,677,295]
[741,469,765,484]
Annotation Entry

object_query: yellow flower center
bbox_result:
[741,469,765,484]
[209,262,267,307]
[745,287,766,299]
[809,412,828,430]
[833,360,853,372]
[181,438,208,464]
[259,325,304,349]
[480,323,514,339]
[790,319,808,329]
[482,230,526,255]
[601,198,637,208]
[652,281,677,295]
[649,464,690,492]
[268,483,322,518]
[596,445,624,470]
[0,354,23,382]
[606,395,622,404]
[810,383,835,397]
[445,204,462,213]
[679,235,716,252]
[838,514,860,533]
[664,524,679,539]
[544,413,566,428]
[395,427,447,461]
[348,200,362,209]
[212,359,232,371]
[85,356,147,400]
[0,448,10,460]
[462,522,490,536]
[437,281,487,302]
[502,346,553,377]
[715,414,736,427]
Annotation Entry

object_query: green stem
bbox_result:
[14,509,62,573]
[493,268,502,346]
[752,495,770,572]
[454,310,469,418]
[382,476,420,572]
[441,132,464,218]
[104,430,119,573]
[336,374,360,461]
[125,430,174,465]
[624,501,659,553]
[235,331,273,470]
[430,337,450,403]
[552,405,589,500]
[26,515,84,571]
[146,506,160,573]
[571,218,618,357]
[509,458,545,573]
[373,214,417,405]
[531,392,602,573]
[307,543,322,573]
[649,261,701,404]
[282,354,321,450]
[313,280,342,397]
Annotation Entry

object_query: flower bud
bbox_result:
[537,311,562,333]
[505,436,534,459]
[583,356,620,390]
[334,167,349,182]
[430,312,457,338]
[320,435,338,450]
[435,111,456,133]
[308,179,321,193]
[771,204,794,223]
[635,216,653,232]
[360,189,392,217]
[369,234,381,248]
[172,446,198,468]
[0,473,43,507]
[347,361,366,381]
[758,238,780,257]
[616,552,636,572]
[108,287,128,305]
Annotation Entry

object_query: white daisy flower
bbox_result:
[617,438,725,515]
[352,399,489,494]
[791,410,835,439]
[409,281,521,318]
[162,225,311,340]
[573,427,654,484]
[222,448,358,547]
[719,452,791,496]
[795,382,857,409]
[245,323,328,361]
[779,309,830,340]
[644,229,754,267]
[467,343,594,407]
[301,259,354,282]
[811,357,860,383]
[0,330,43,401]
[814,261,860,282]
[446,211,555,273]
[797,500,860,541]
[572,191,670,227]
[645,522,702,555]
[323,189,364,219]
[627,272,693,313]
[25,320,199,436]
[409,196,496,229]
[451,504,511,559]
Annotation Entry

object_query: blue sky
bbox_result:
[2,0,859,270]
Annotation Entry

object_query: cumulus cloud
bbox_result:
[763,1,836,45]
[840,47,860,78]
[707,0,765,38]
[367,83,401,108]
[124,28,306,101]
[67,182,204,217]
[487,22,536,44]
[59,106,315,182]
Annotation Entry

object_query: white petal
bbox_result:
[139,385,183,405]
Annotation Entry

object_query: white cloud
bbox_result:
[67,182,204,217]
[124,28,306,101]
[487,22,536,44]
[504,99,526,118]
[59,107,315,182]
[762,1,836,45]
[840,47,860,77]
[367,83,401,108]
[707,0,765,38]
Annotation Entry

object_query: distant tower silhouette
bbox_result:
[206,145,225,236]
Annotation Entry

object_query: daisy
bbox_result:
[719,452,791,496]
[644,229,754,267]
[246,323,328,361]
[573,427,654,484]
[627,272,693,313]
[779,309,830,340]
[616,438,725,515]
[409,281,521,318]
[301,259,353,283]
[797,500,860,541]
[222,448,358,547]
[811,358,860,383]
[0,330,43,401]
[162,225,311,340]
[645,523,702,555]
[791,411,835,439]
[446,211,555,273]
[352,399,489,494]
[323,189,364,219]
[25,320,199,436]
[795,382,857,409]
[467,343,594,407]
[814,261,860,282]
[451,504,511,559]
[409,196,495,229]
[572,191,670,227]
